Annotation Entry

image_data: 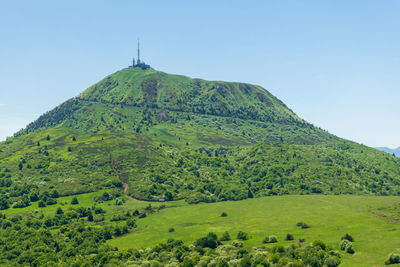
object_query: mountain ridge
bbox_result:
[376,146,400,157]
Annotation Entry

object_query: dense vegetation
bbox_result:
[2,192,400,266]
[1,67,400,265]
[1,68,400,208]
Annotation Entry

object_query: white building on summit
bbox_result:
[130,39,150,70]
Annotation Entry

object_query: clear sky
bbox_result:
[1,0,399,148]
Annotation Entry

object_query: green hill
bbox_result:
[0,67,400,207]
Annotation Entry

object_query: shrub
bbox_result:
[340,239,354,254]
[231,240,243,248]
[301,223,311,229]
[236,248,249,258]
[299,238,305,243]
[46,198,57,205]
[13,198,30,208]
[38,201,46,208]
[340,239,350,251]
[272,245,285,253]
[71,197,79,205]
[195,232,219,249]
[168,228,175,232]
[263,235,277,244]
[285,233,294,241]
[220,231,231,241]
[94,207,105,214]
[386,253,400,265]
[221,212,228,217]
[87,211,93,222]
[132,209,140,216]
[51,190,59,198]
[313,240,326,250]
[324,256,341,267]
[345,243,355,254]
[341,233,354,242]
[296,222,303,226]
[237,231,249,240]
[56,207,64,215]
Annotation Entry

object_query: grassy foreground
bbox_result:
[107,195,400,266]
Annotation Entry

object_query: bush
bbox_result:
[285,233,294,241]
[38,201,46,208]
[221,212,228,217]
[296,222,303,226]
[195,232,219,249]
[339,239,350,251]
[231,240,243,248]
[272,245,285,253]
[71,197,79,205]
[87,211,93,222]
[46,198,57,205]
[340,239,354,254]
[341,233,354,242]
[324,256,341,267]
[220,231,231,241]
[237,231,249,240]
[301,223,311,229]
[94,207,105,214]
[13,198,30,208]
[56,207,64,215]
[312,240,326,250]
[168,228,175,232]
[263,235,277,244]
[115,198,123,206]
[345,243,355,254]
[386,253,400,265]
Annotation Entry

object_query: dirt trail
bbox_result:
[110,155,129,195]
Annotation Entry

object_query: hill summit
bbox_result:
[0,68,400,205]
[79,68,304,125]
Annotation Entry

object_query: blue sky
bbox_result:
[0,0,399,148]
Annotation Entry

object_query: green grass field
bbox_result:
[106,195,400,267]
[3,188,400,265]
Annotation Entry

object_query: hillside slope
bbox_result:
[0,67,400,208]
[376,146,400,157]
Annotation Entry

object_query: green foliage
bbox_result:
[195,232,220,249]
[56,207,64,214]
[0,197,9,210]
[220,231,231,241]
[0,67,398,266]
[341,233,354,242]
[340,239,355,254]
[313,240,327,250]
[1,68,398,206]
[285,233,294,240]
[263,235,277,244]
[71,196,79,205]
[386,253,400,265]
[237,231,249,240]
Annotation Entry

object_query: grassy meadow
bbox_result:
[2,188,400,265]
[105,195,400,266]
